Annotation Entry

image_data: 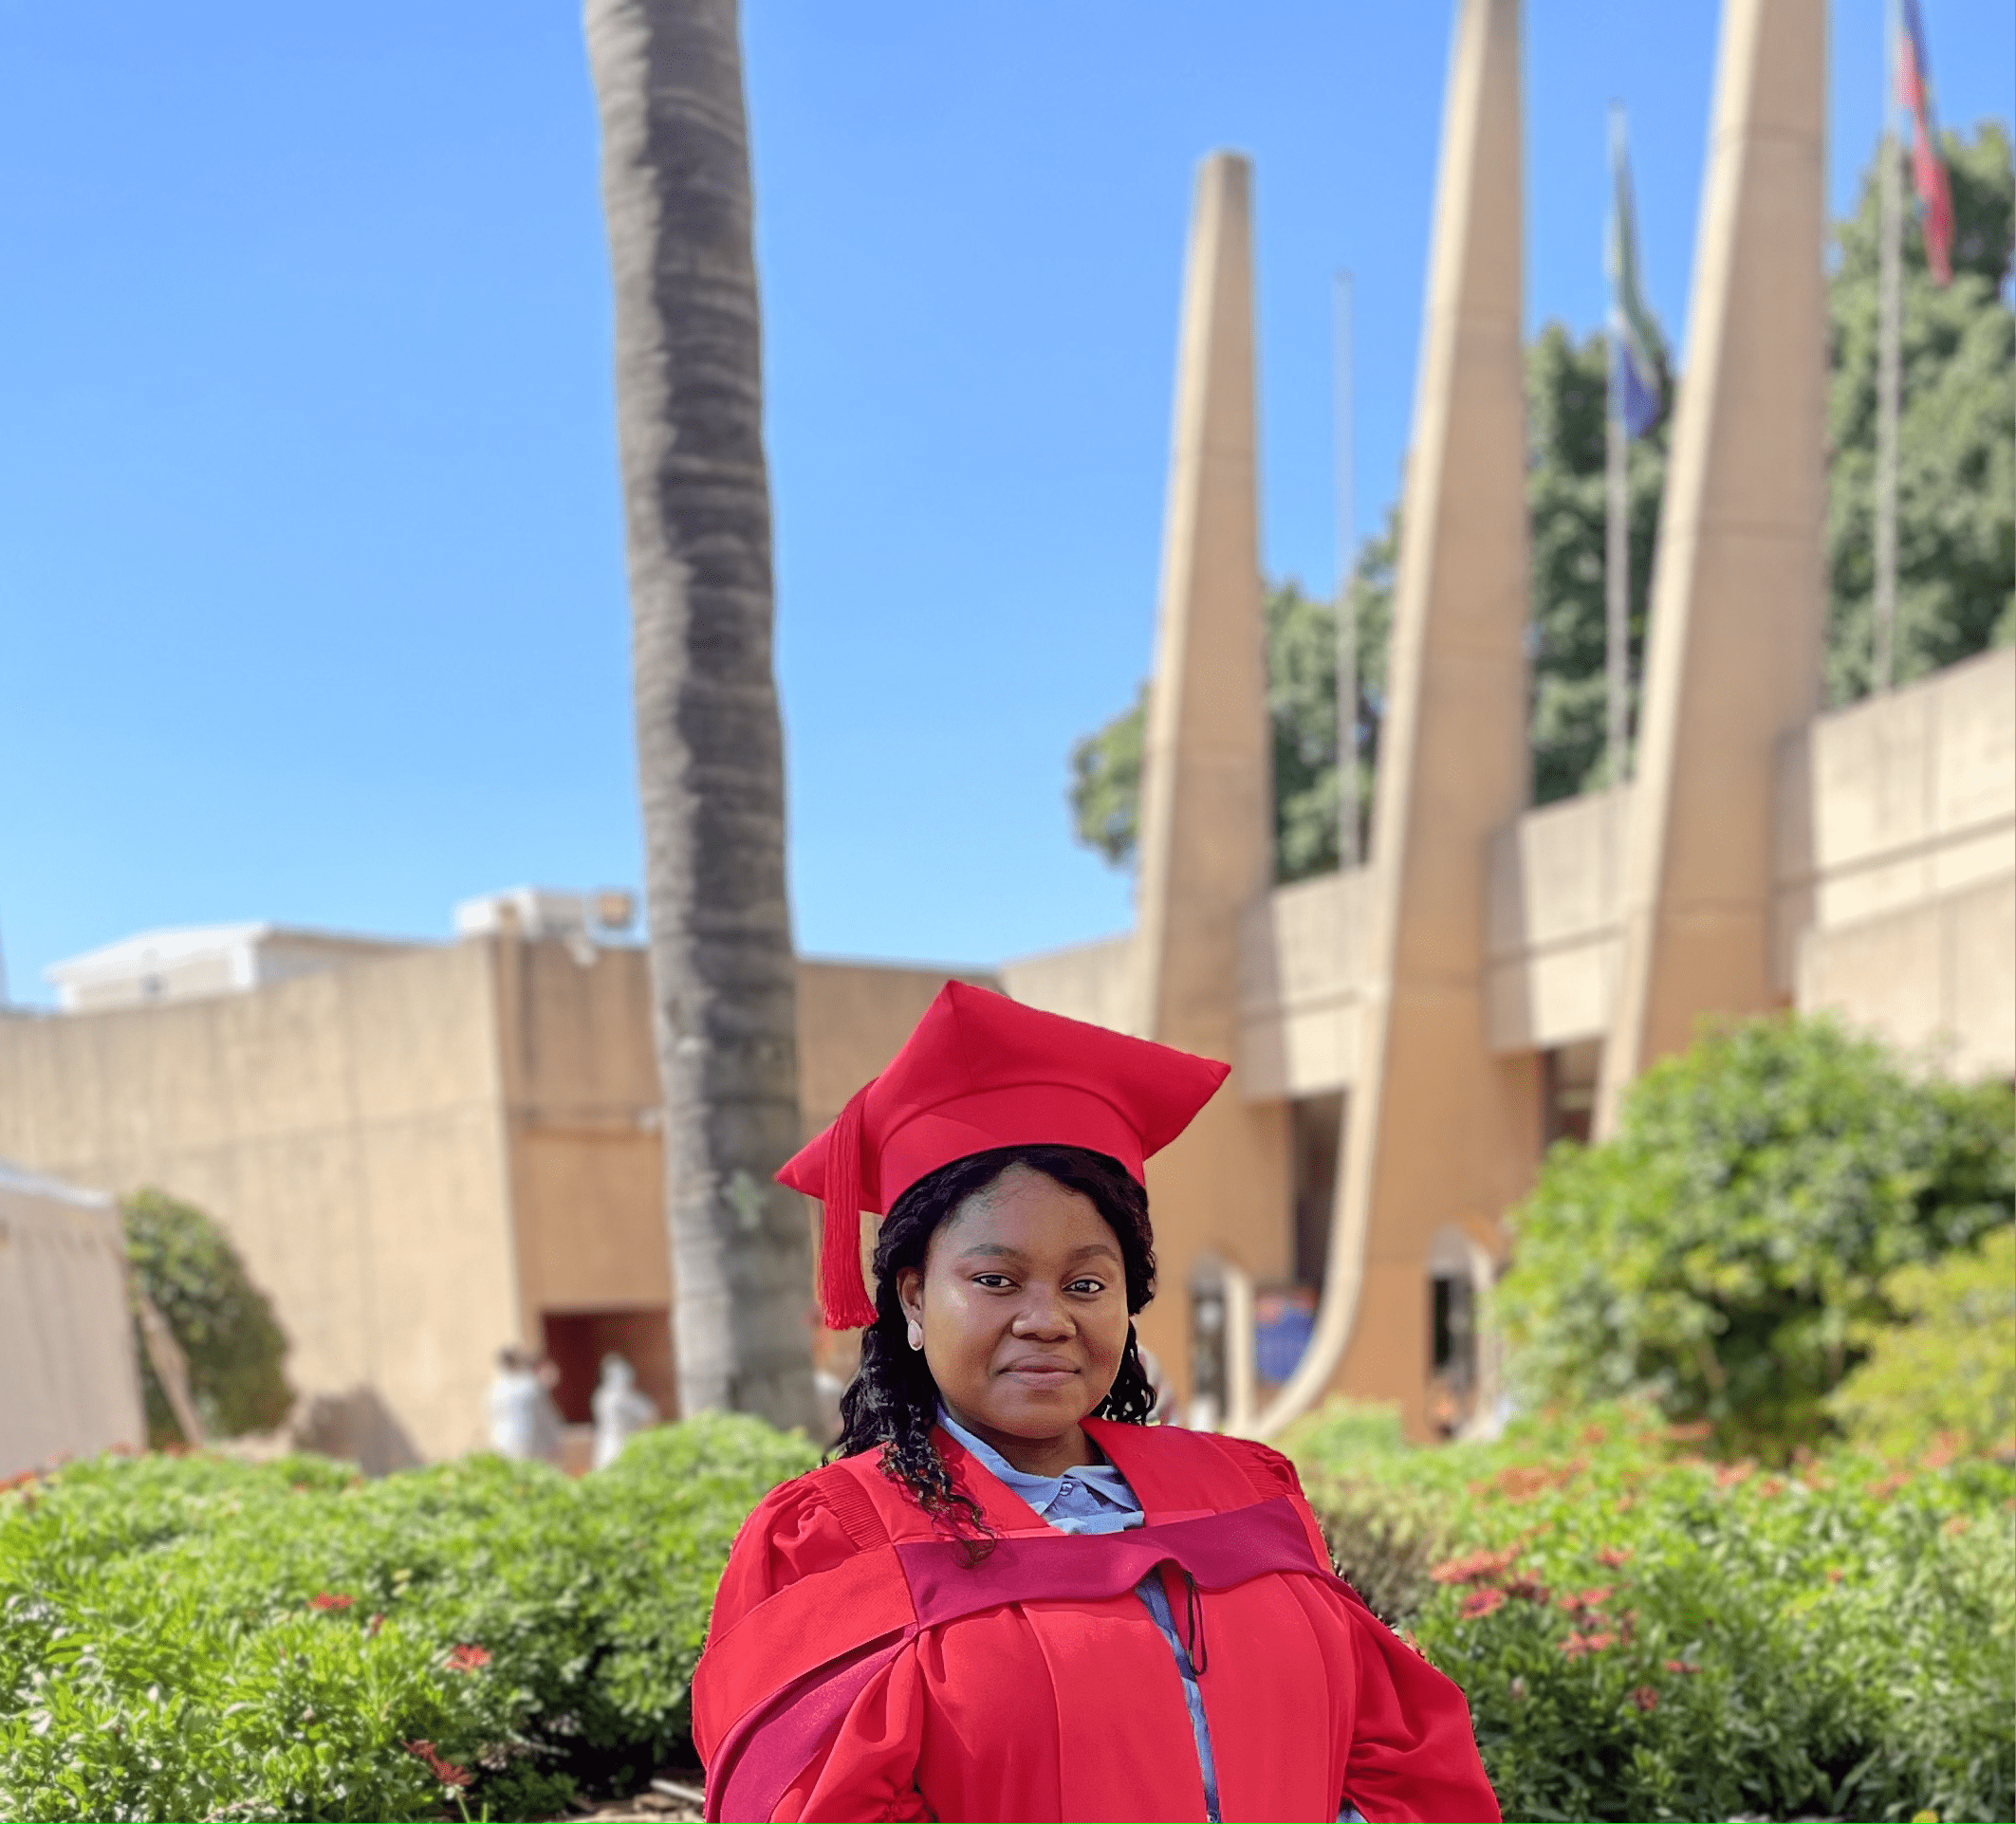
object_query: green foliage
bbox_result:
[1275,1402,1446,1623]
[1496,1015,2013,1459]
[1068,520,1396,885]
[121,1186,292,1444]
[1827,123,2014,705]
[1827,1225,2015,1461]
[1291,1400,2014,1824]
[1525,323,1668,804]
[1067,681,1145,867]
[0,1414,819,1822]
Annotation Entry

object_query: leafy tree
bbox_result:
[1826,122,2014,704]
[1069,515,1397,885]
[1494,1015,2013,1459]
[121,1187,292,1446]
[1826,1224,2013,1461]
[1525,323,1669,803]
[1067,683,1145,868]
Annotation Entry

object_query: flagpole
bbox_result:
[1605,104,1631,787]
[1874,0,1903,693]
[1334,268,1360,870]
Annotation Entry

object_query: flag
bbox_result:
[1606,107,1664,441]
[1897,0,1954,285]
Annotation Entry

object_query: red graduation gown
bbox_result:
[694,1422,1499,1823]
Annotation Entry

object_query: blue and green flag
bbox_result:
[1606,107,1664,440]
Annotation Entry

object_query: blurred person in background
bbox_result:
[487,1344,563,1465]
[591,1351,659,1469]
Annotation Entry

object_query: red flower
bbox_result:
[1459,1588,1507,1619]
[1560,1630,1616,1657]
[1595,1546,1633,1569]
[307,1592,353,1612]
[1503,1575,1552,1606]
[1713,1461,1754,1489]
[1629,1685,1659,1712]
[1942,1515,1970,1537]
[1664,1658,1701,1675]
[1429,1547,1520,1587]
[448,1644,491,1673]
[1557,1585,1613,1615]
[367,1613,384,1638]
[404,1741,472,1790]
[1668,1419,1712,1442]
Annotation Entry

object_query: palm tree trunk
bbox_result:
[585,0,816,1430]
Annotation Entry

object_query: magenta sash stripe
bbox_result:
[705,1498,1332,1821]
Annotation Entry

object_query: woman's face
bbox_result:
[897,1164,1130,1464]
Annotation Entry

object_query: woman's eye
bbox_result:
[971,1273,1014,1290]
[1067,1278,1107,1296]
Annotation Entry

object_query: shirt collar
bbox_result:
[937,1405,1141,1518]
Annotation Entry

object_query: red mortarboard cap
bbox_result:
[778,981,1230,1329]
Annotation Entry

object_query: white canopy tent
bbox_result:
[0,1158,145,1479]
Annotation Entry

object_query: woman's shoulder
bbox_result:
[1101,1420,1309,1493]
[713,1452,897,1626]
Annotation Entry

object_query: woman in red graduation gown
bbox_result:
[694,983,1498,1824]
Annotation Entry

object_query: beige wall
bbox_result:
[796,959,1000,1139]
[0,942,520,1466]
[1785,646,2014,1075]
[491,938,669,1334]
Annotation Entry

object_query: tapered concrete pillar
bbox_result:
[1594,0,1827,1136]
[1256,0,1542,1440]
[1132,152,1291,1404]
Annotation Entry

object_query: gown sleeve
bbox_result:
[710,1474,866,1633]
[700,1471,934,1822]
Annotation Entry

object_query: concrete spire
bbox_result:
[1594,0,1827,1136]
[1132,151,1291,1402]
[1257,0,1540,1439]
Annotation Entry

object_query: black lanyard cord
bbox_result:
[1180,1568,1209,1675]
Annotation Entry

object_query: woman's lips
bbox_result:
[1003,1359,1078,1381]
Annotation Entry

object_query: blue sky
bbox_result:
[2,1,2009,1002]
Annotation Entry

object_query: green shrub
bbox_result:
[1496,1015,2012,1458]
[122,1186,293,1443]
[1279,1402,1446,1623]
[1828,1224,2015,1460]
[0,1414,818,1822]
[1290,1400,2014,1823]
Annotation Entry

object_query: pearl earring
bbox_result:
[906,1319,924,1352]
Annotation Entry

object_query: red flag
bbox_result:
[1897,0,1954,285]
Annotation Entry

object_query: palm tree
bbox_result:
[584,0,817,1429]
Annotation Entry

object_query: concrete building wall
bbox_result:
[1785,646,2014,1076]
[0,942,520,1467]
[1002,935,1137,1037]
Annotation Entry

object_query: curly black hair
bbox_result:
[833,1145,1159,1543]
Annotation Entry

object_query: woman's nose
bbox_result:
[1011,1288,1073,1337]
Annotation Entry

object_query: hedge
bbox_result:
[0,1416,817,1822]
[1289,1400,2014,1823]
[8,1404,2007,1821]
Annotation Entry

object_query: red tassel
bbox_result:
[818,1085,879,1330]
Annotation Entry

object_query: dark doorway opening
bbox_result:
[1290,1092,1345,1290]
[541,1309,675,1425]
